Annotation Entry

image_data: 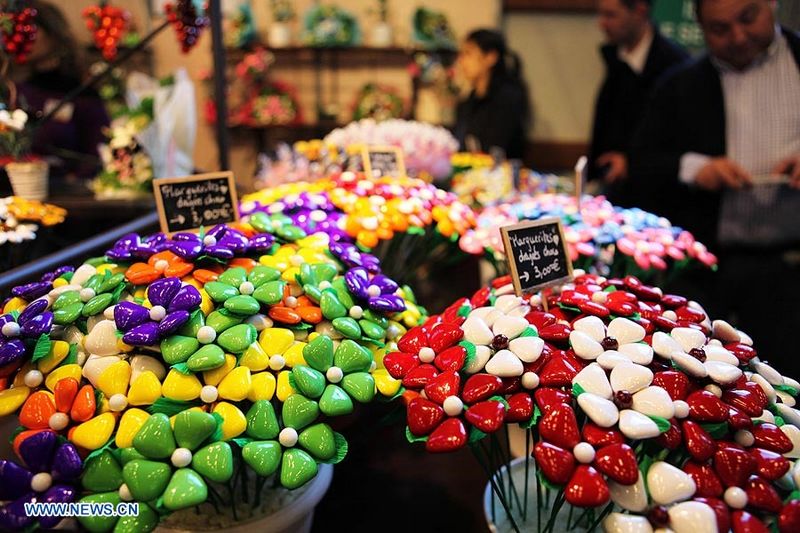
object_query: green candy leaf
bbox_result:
[456,304,471,318]
[63,343,78,366]
[31,334,52,363]
[459,340,476,369]
[572,382,586,398]
[148,398,201,417]
[776,384,800,397]
[322,431,349,465]
[171,363,191,375]
[536,467,563,492]
[648,415,671,434]
[468,426,486,444]
[231,437,254,448]
[518,326,538,338]
[520,405,542,429]
[405,426,428,443]
[700,421,730,439]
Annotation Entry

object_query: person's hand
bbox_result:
[596,152,628,184]
[772,155,800,189]
[695,157,752,190]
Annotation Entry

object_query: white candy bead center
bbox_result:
[239,281,255,296]
[326,366,344,383]
[23,370,43,388]
[201,385,219,403]
[31,472,52,493]
[149,305,166,322]
[279,427,298,447]
[724,486,748,509]
[443,396,463,417]
[522,372,540,390]
[171,448,193,468]
[154,260,169,273]
[203,235,217,247]
[119,483,133,501]
[269,355,286,371]
[349,306,364,320]
[80,288,96,303]
[573,442,596,464]
[196,326,217,344]
[1,322,20,338]
[367,285,381,298]
[418,347,436,364]
[48,412,69,431]
[109,394,128,412]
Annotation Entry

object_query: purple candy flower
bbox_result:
[0,431,82,530]
[106,232,169,262]
[330,241,381,273]
[169,224,271,260]
[0,298,54,367]
[10,266,75,302]
[344,267,405,313]
[114,277,201,346]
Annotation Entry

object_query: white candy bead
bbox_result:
[79,288,96,302]
[349,306,363,319]
[201,385,219,403]
[239,281,255,296]
[521,372,539,390]
[418,347,435,364]
[202,235,217,246]
[269,355,286,371]
[443,396,463,417]
[49,412,69,431]
[171,448,193,468]
[367,285,381,298]
[326,367,344,384]
[23,370,43,388]
[109,394,128,412]
[119,483,133,501]
[285,296,298,308]
[724,486,747,509]
[279,427,298,447]
[1,322,20,337]
[154,259,169,273]
[673,400,690,419]
[31,473,52,493]
[573,442,595,464]
[149,305,166,322]
[196,326,216,344]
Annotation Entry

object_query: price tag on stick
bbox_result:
[362,145,406,179]
[153,171,240,235]
[501,217,574,300]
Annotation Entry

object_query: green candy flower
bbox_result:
[115,411,234,513]
[52,270,127,326]
[248,212,307,242]
[203,265,285,313]
[238,398,346,490]
[77,450,160,533]
[290,335,376,417]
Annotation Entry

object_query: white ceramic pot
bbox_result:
[156,464,333,533]
[484,457,587,533]
[268,22,292,48]
[5,160,48,201]
[370,22,393,48]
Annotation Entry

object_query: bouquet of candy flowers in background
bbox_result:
[351,83,405,122]
[92,97,155,199]
[302,3,360,47]
[323,119,458,181]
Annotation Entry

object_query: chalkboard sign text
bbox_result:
[501,217,573,296]
[153,172,240,234]
[362,146,406,179]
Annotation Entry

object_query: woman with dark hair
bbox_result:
[15,0,109,181]
[453,29,530,160]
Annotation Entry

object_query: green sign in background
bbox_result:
[653,0,705,51]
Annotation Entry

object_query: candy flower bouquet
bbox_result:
[384,272,800,532]
[0,217,425,531]
[459,194,717,285]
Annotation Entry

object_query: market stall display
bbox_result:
[0,217,425,531]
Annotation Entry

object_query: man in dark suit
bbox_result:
[630,0,800,375]
[589,0,689,206]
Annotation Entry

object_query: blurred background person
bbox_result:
[14,0,109,182]
[588,0,688,206]
[454,28,530,161]
[630,0,800,374]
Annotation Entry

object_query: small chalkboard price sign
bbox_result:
[362,145,406,179]
[153,172,240,234]
[501,217,573,297]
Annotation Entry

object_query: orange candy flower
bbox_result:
[125,250,194,285]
